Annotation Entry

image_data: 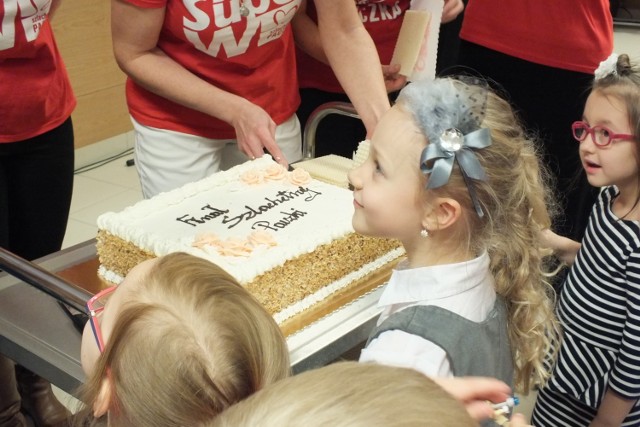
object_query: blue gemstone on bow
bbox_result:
[420,127,492,217]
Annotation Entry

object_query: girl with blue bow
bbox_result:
[348,77,560,403]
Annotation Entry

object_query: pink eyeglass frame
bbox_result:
[572,121,636,147]
[86,286,117,352]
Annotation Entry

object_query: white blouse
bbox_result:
[359,252,496,377]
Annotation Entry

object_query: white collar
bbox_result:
[378,252,493,307]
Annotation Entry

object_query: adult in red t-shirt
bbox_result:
[0,0,75,425]
[112,0,305,197]
[112,0,417,197]
[455,0,614,241]
[293,0,463,158]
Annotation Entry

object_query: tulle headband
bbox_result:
[398,78,492,217]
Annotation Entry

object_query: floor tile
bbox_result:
[62,219,98,250]
[69,176,130,214]
[71,189,143,226]
[53,385,81,413]
[79,155,141,191]
[74,134,129,170]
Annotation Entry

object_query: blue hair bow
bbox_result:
[420,127,492,217]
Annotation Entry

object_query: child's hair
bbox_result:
[592,53,640,209]
[210,361,478,427]
[398,77,560,393]
[76,252,290,427]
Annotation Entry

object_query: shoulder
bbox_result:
[595,186,617,208]
[361,329,451,376]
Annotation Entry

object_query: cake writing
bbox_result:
[176,186,321,229]
[252,208,307,231]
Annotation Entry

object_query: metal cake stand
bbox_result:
[0,240,384,395]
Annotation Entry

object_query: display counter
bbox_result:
[0,240,385,395]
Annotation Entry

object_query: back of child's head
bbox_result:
[210,361,478,427]
[592,53,640,156]
[397,77,560,392]
[78,252,290,427]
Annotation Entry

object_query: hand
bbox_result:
[508,413,532,427]
[539,229,580,265]
[441,0,464,23]
[382,64,407,93]
[231,100,288,167]
[432,376,512,421]
[588,389,637,427]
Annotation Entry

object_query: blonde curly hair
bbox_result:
[401,78,561,393]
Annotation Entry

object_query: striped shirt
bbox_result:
[556,186,640,402]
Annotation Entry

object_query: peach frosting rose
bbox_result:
[240,169,264,185]
[216,237,253,257]
[192,232,222,249]
[248,230,278,247]
[263,164,288,181]
[288,168,311,186]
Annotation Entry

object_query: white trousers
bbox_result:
[132,115,302,198]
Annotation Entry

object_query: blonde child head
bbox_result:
[349,77,560,392]
[77,252,290,427]
[210,361,478,427]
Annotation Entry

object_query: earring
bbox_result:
[420,229,429,238]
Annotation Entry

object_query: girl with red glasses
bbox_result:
[74,253,289,427]
[532,53,640,426]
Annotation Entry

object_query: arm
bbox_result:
[291,0,329,64]
[589,389,637,427]
[111,0,286,163]
[441,0,464,24]
[540,229,581,265]
[591,252,640,426]
[508,413,532,427]
[314,0,389,135]
[293,0,405,93]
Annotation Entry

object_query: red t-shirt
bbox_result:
[296,0,410,93]
[0,0,76,143]
[460,0,613,75]
[124,0,301,139]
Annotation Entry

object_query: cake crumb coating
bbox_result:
[97,229,400,316]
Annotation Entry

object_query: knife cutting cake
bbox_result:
[96,155,403,335]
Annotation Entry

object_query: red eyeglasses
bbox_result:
[572,121,636,147]
[86,286,117,352]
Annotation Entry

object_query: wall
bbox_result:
[614,26,640,58]
[613,0,640,22]
[52,0,132,150]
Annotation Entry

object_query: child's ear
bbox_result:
[93,377,113,417]
[424,197,462,231]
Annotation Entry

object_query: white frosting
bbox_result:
[97,265,124,285]
[97,156,356,285]
[352,140,370,167]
